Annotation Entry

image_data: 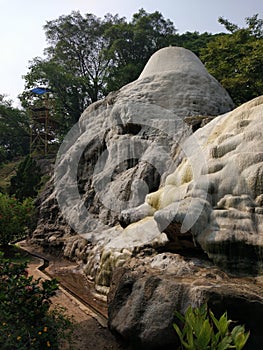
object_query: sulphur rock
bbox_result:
[143,96,263,274]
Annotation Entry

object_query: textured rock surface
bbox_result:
[108,253,263,349]
[32,46,233,290]
[143,96,263,274]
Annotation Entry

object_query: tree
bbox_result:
[104,9,178,92]
[0,194,34,246]
[0,95,30,162]
[200,15,263,105]
[175,31,221,57]
[22,12,124,127]
[9,156,42,201]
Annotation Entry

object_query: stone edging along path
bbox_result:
[18,240,108,327]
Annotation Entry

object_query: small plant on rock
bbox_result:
[173,303,250,350]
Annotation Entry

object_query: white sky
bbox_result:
[0,0,262,106]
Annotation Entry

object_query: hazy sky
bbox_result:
[1,0,262,106]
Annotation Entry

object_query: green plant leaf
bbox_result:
[173,322,184,342]
[219,312,232,336]
[210,309,220,331]
[232,326,250,350]
[175,309,186,323]
[210,309,232,337]
[195,319,212,349]
[217,335,233,350]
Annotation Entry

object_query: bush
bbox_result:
[173,304,250,350]
[0,193,34,246]
[0,254,73,349]
[9,156,42,201]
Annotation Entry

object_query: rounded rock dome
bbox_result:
[139,46,208,79]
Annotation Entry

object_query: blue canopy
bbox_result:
[31,87,51,95]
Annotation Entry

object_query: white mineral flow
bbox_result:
[149,96,263,273]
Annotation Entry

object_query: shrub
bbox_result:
[0,193,34,246]
[173,303,250,350]
[0,254,73,349]
[9,156,42,201]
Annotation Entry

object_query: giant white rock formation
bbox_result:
[31,47,263,349]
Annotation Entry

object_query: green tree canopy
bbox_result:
[0,95,30,163]
[104,8,178,92]
[21,11,124,127]
[175,31,221,57]
[201,14,263,105]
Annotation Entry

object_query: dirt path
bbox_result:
[22,244,128,350]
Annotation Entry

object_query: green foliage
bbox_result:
[9,156,42,201]
[173,304,250,350]
[104,9,178,92]
[0,159,21,193]
[201,14,263,105]
[22,11,124,127]
[0,194,34,246]
[0,244,32,264]
[0,95,30,163]
[175,31,219,57]
[0,254,73,349]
